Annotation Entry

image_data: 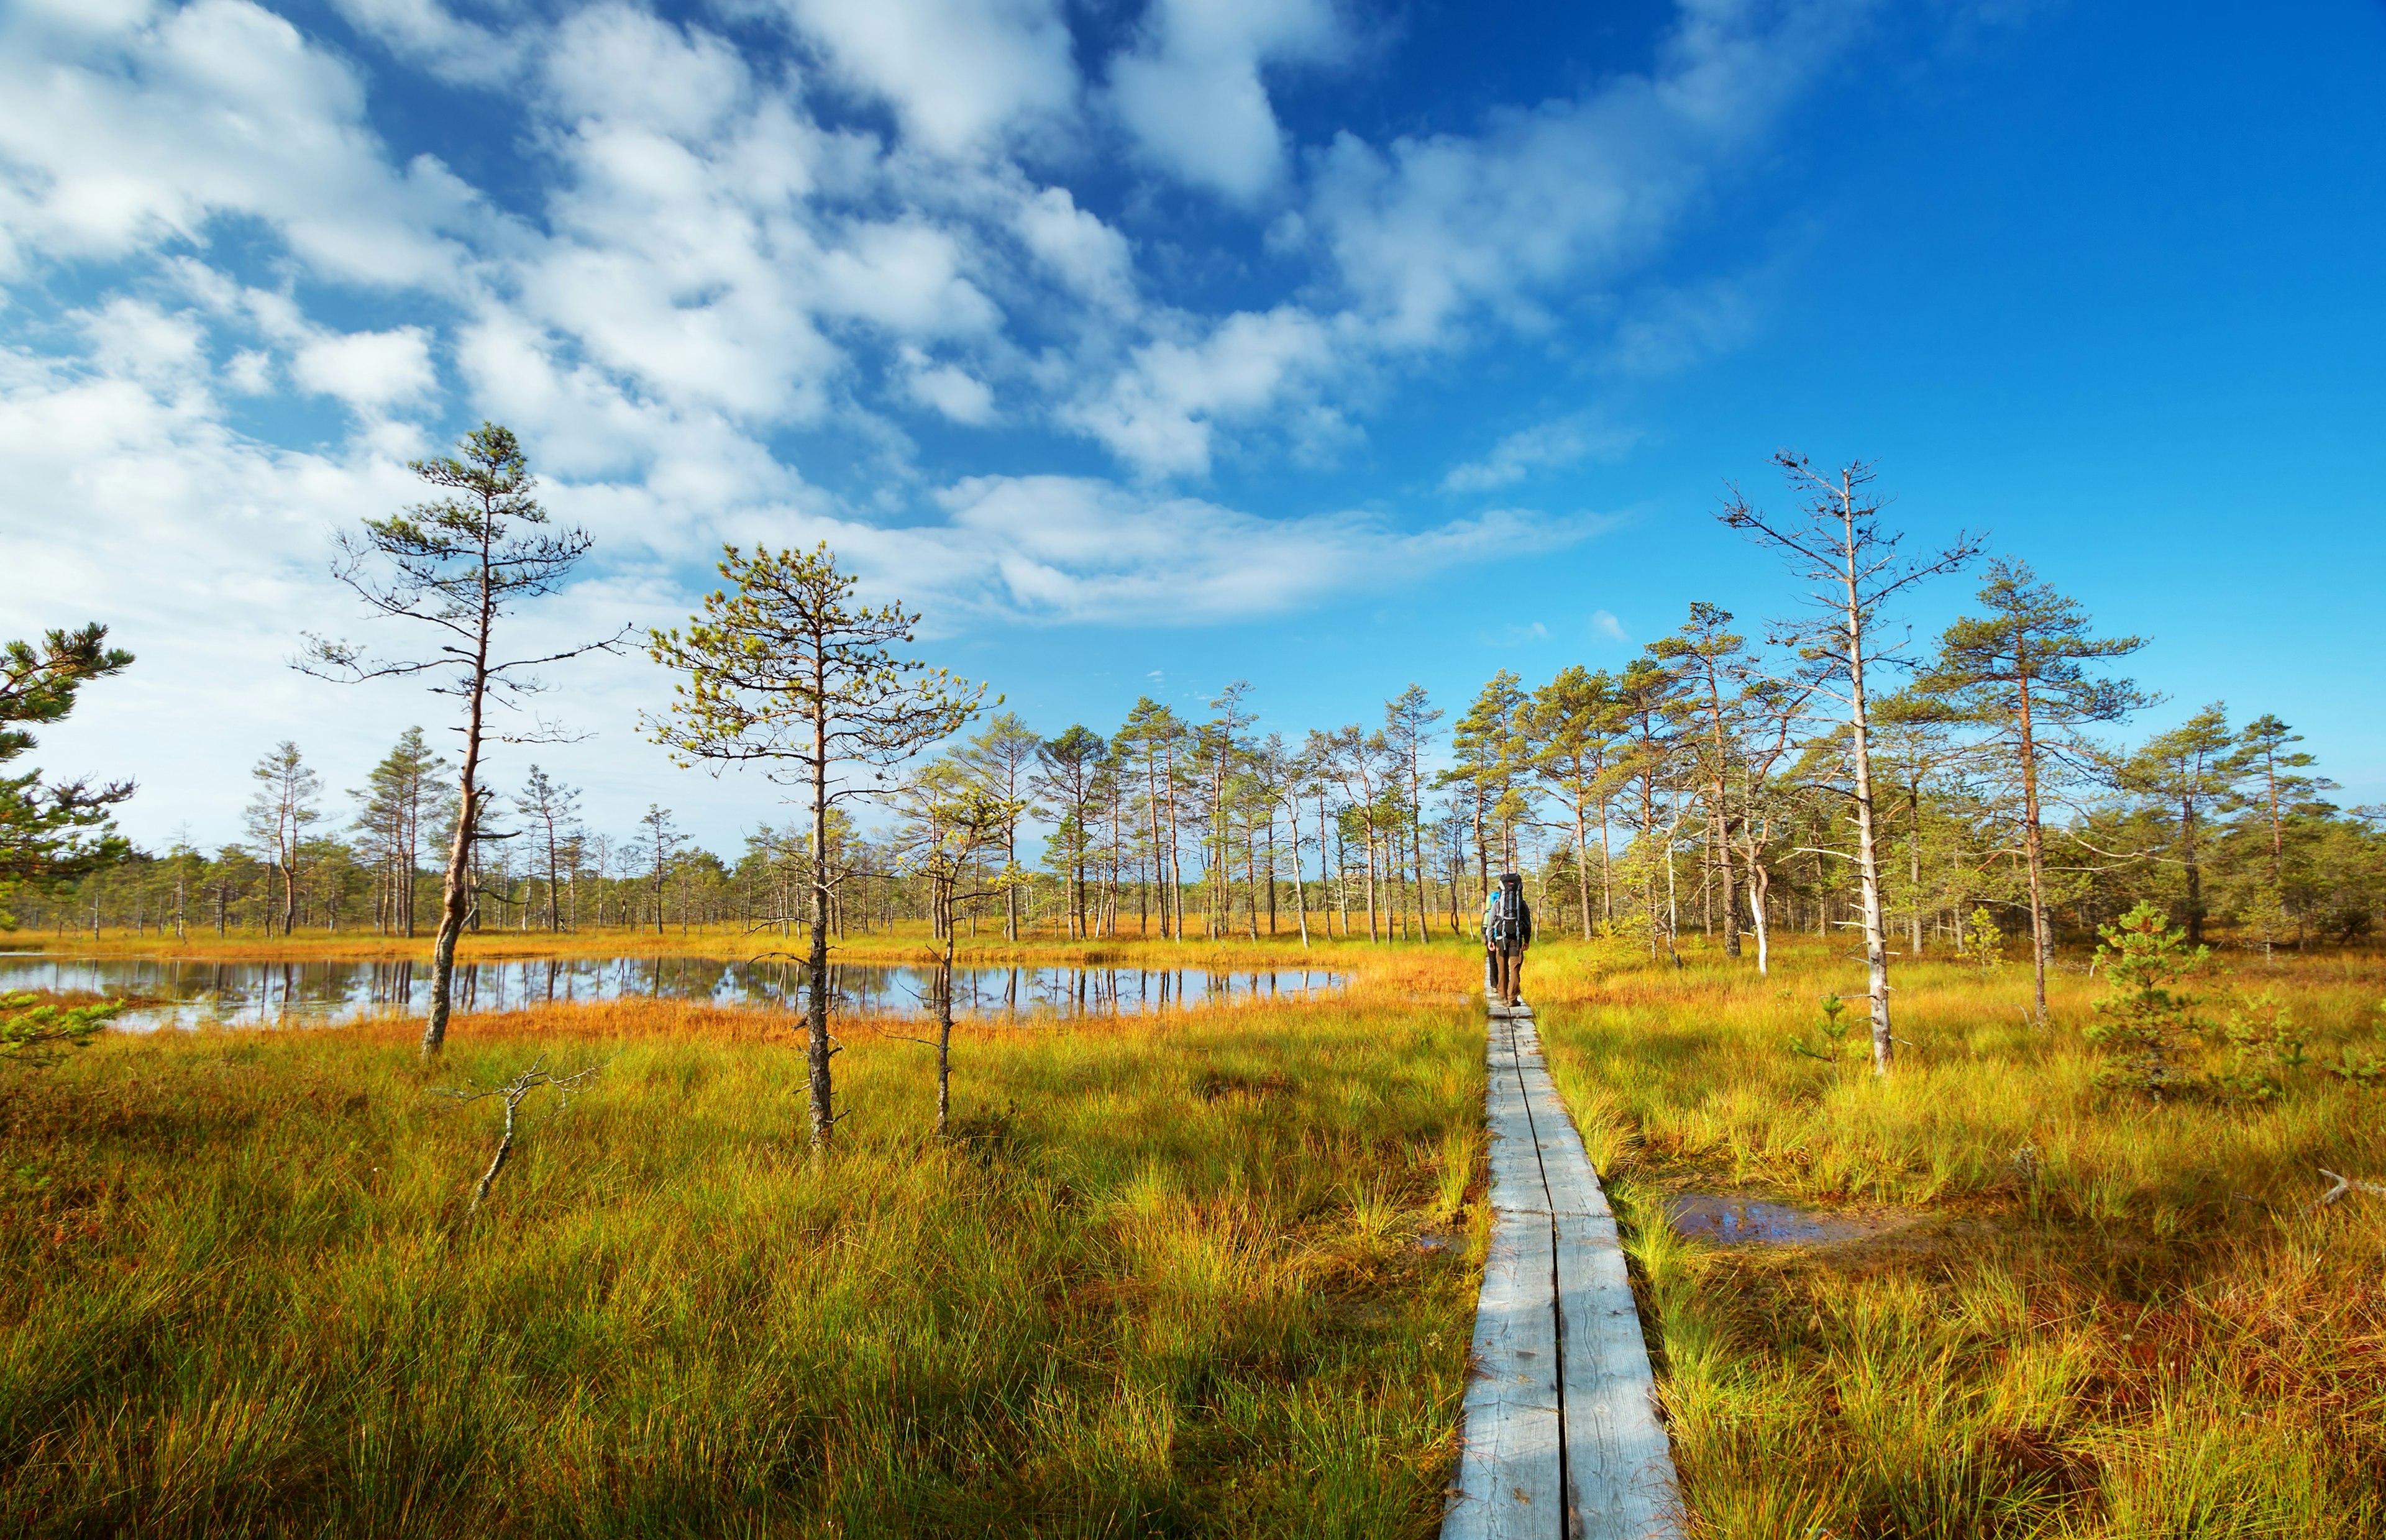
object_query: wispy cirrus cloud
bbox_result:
[1443,412,1640,492]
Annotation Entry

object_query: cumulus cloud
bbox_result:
[900,347,997,424]
[781,0,1077,157]
[1107,0,1342,202]
[1069,307,1337,477]
[0,0,490,288]
[291,327,437,411]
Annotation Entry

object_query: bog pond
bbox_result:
[0,954,1345,1031]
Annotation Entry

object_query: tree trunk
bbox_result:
[422,593,493,1059]
[1747,855,1772,975]
[1908,776,1925,955]
[2014,635,2050,1021]
[1844,588,1895,1072]
[936,880,956,1139]
[807,654,835,1150]
[2181,791,2204,945]
[1573,802,1593,939]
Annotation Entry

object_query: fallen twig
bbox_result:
[2309,1169,2386,1210]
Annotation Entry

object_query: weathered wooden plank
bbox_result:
[1555,1212,1682,1538]
[1443,1196,1563,1539]
[1507,1021,1610,1221]
[1452,1005,1681,1539]
[1517,1018,1681,1538]
[1484,1024,1547,1209]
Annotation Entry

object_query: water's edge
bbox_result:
[2,956,1343,1031]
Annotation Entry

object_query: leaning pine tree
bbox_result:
[648,544,984,1150]
[302,423,626,1058]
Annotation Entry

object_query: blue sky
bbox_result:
[6,0,2382,854]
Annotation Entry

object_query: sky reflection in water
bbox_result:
[0,955,1344,1031]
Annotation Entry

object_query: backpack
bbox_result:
[1489,875,1526,948]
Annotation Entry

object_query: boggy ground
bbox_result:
[0,968,1484,1538]
[1532,936,2386,1538]
[14,929,2386,1536]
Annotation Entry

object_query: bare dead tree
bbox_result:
[1721,454,1981,1073]
[434,1057,601,1222]
[301,424,628,1058]
[890,768,1018,1137]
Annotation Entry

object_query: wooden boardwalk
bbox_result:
[1443,1005,1681,1540]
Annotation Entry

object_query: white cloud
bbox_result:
[0,0,490,289]
[1012,185,1136,312]
[291,326,437,411]
[1443,412,1638,492]
[1591,609,1631,643]
[1107,0,1342,202]
[78,298,208,388]
[224,349,274,394]
[327,0,529,86]
[1305,0,1865,347]
[780,0,1077,157]
[919,475,1591,623]
[1069,306,1337,477]
[544,3,748,141]
[901,348,996,424]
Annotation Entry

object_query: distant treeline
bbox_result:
[26,686,2381,957]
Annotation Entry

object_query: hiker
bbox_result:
[1482,872,1533,1008]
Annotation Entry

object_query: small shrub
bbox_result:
[1967,906,2007,970]
[2210,991,2308,1103]
[2324,1001,2386,1087]
[2083,901,2207,1100]
[1787,994,1856,1082]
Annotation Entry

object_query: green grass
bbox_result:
[0,993,1483,1538]
[24,927,2382,1536]
[1532,937,2386,1538]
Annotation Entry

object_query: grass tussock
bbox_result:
[0,991,1483,1538]
[1530,936,2386,1538]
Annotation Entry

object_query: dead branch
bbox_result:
[2310,1169,2386,1210]
[434,1057,601,1219]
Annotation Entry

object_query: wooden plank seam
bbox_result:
[1443,1009,1682,1540]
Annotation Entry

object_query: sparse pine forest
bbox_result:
[5,440,2384,1536]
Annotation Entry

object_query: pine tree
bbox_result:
[1919,559,2152,1021]
[0,624,134,927]
[648,542,982,1150]
[2121,704,2236,945]
[302,424,626,1056]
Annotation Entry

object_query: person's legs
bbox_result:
[1511,950,1525,1005]
[1499,950,1521,1005]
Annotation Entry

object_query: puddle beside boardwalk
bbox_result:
[0,955,1343,1032]
[1661,1191,1881,1247]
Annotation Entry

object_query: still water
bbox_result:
[1660,1192,1877,1247]
[0,954,1344,1031]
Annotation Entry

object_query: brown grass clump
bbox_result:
[0,986,1483,1538]
[1531,934,2386,1537]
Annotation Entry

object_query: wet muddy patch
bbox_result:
[1661,1190,1920,1249]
